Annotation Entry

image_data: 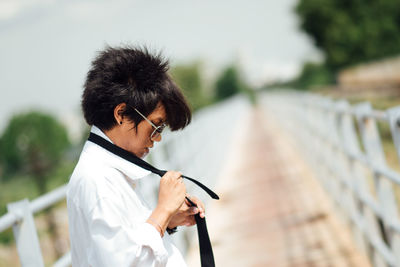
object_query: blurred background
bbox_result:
[1,0,400,266]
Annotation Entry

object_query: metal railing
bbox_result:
[0,185,70,267]
[262,90,400,267]
[0,94,251,266]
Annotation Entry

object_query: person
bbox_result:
[66,46,205,266]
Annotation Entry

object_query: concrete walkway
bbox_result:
[186,108,371,267]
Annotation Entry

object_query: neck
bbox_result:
[102,126,120,146]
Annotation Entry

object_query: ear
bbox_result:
[114,103,127,125]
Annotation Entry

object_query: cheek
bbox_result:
[120,129,140,152]
[126,139,140,152]
[136,124,153,143]
[126,128,151,151]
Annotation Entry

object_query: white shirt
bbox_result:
[67,126,187,267]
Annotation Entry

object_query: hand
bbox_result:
[157,171,186,216]
[185,195,205,218]
[167,195,206,229]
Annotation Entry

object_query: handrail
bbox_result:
[262,90,400,266]
[0,185,67,232]
[0,212,18,233]
[0,184,69,267]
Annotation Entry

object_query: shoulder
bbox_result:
[67,149,125,211]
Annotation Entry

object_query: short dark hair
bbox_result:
[82,46,191,131]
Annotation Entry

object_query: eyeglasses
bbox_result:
[131,106,167,141]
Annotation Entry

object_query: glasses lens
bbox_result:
[151,124,166,140]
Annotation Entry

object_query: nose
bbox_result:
[152,134,162,142]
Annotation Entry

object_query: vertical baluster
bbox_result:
[7,199,44,267]
[336,100,369,258]
[333,101,355,223]
[309,97,327,190]
[324,101,344,213]
[386,106,400,266]
[355,103,392,267]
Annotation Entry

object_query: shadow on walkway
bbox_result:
[186,107,371,267]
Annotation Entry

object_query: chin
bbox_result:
[140,151,149,159]
[133,148,149,159]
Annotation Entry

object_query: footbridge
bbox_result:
[2,91,400,267]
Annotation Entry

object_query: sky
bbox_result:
[0,0,320,136]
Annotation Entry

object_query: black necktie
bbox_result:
[88,132,218,267]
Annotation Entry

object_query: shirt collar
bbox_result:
[85,125,152,181]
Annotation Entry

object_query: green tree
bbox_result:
[214,65,243,101]
[171,62,210,111]
[296,0,400,69]
[0,111,70,193]
[292,62,335,90]
[0,111,70,257]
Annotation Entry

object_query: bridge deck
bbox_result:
[186,108,371,267]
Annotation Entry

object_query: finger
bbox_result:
[184,197,191,206]
[195,198,205,213]
[184,217,196,226]
[188,206,199,215]
[187,196,205,218]
[178,202,188,212]
[185,194,197,206]
[176,175,184,185]
[189,216,196,226]
[184,195,196,207]
[165,171,181,179]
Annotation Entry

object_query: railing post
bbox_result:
[355,102,394,267]
[335,100,369,257]
[7,199,44,267]
[386,106,400,266]
[305,97,328,190]
[325,100,348,217]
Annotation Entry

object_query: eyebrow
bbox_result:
[151,118,165,125]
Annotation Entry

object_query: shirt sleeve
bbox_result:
[86,196,168,267]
